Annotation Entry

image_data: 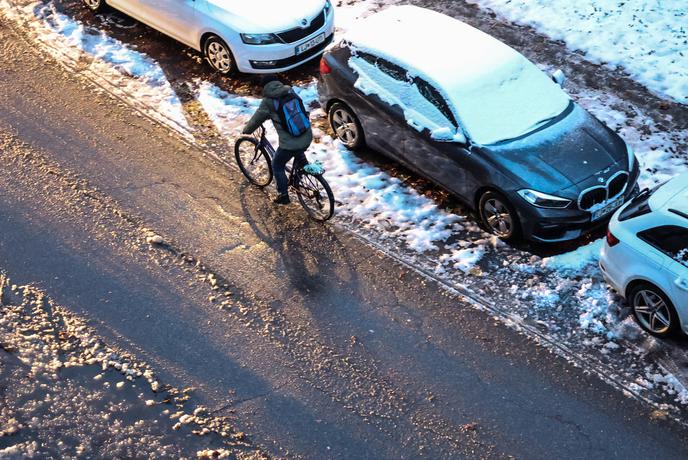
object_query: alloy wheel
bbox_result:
[633,289,672,335]
[483,198,513,237]
[83,0,101,10]
[331,109,359,147]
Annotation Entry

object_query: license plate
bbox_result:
[296,33,325,55]
[591,195,625,221]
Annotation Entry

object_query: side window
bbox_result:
[638,225,688,263]
[413,77,457,127]
[355,52,408,82]
[358,51,377,67]
[376,58,408,82]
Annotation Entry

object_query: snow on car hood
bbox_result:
[484,103,626,193]
[205,0,325,33]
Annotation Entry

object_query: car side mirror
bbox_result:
[551,69,566,88]
[430,127,468,145]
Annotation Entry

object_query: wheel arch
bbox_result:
[473,185,506,212]
[625,278,664,300]
[325,98,349,114]
[200,31,233,55]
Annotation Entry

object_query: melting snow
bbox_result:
[467,0,688,104]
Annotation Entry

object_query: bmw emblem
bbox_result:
[301,18,308,26]
[598,177,605,183]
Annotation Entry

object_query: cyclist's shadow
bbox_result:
[238,182,360,302]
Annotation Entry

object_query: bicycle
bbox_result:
[234,125,335,221]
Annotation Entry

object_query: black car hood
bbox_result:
[481,103,626,196]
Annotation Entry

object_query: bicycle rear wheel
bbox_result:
[235,137,273,187]
[294,172,335,221]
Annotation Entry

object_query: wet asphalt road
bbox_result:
[2,8,688,460]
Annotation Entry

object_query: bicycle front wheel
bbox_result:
[235,137,273,187]
[294,173,335,221]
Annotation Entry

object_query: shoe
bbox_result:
[273,194,290,205]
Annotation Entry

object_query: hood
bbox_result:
[263,81,292,98]
[482,103,626,196]
[206,0,325,33]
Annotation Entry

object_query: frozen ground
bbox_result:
[466,0,688,104]
[0,273,264,459]
[3,0,688,430]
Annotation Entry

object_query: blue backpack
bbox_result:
[273,90,311,137]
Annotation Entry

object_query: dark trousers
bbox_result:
[273,147,308,196]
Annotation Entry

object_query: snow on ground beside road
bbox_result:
[466,0,688,104]
[196,81,477,259]
[0,1,192,137]
[333,0,400,33]
[541,239,603,273]
[0,274,257,458]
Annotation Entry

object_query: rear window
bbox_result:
[638,225,688,266]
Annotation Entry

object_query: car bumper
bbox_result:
[599,244,625,297]
[233,14,335,73]
[513,182,640,243]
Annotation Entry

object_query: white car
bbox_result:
[600,172,688,337]
[83,0,335,74]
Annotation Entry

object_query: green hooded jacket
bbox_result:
[242,81,313,151]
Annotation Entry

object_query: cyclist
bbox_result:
[242,76,312,205]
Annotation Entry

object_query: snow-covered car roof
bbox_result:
[650,171,688,218]
[344,5,571,145]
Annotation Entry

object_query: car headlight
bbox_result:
[517,189,572,209]
[625,141,637,171]
[240,33,280,45]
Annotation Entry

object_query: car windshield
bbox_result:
[449,56,571,145]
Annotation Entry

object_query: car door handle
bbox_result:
[676,277,688,291]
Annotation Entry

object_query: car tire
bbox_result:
[204,35,235,75]
[629,283,679,338]
[478,191,521,242]
[328,102,365,150]
[83,0,107,12]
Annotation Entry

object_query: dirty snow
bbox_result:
[0,1,192,137]
[467,0,688,104]
[0,274,259,458]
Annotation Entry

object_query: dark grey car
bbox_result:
[317,43,640,243]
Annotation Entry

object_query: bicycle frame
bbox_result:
[253,124,299,184]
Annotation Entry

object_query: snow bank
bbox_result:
[467,0,688,104]
[541,239,603,272]
[0,1,192,137]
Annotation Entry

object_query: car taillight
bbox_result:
[606,228,620,247]
[320,57,331,75]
